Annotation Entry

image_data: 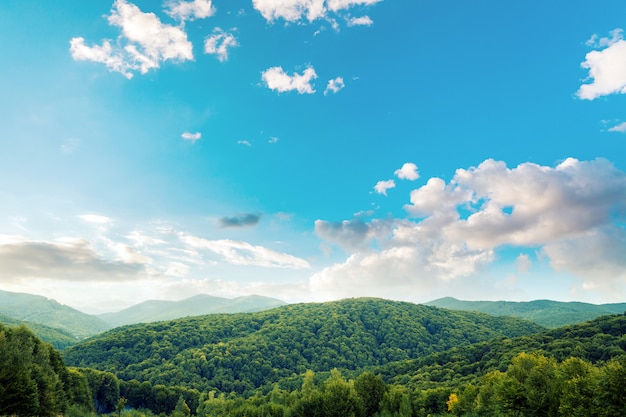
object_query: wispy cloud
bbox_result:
[219,213,262,228]
[238,139,252,146]
[79,214,112,224]
[324,77,345,95]
[70,0,193,78]
[262,66,318,94]
[608,121,626,133]
[181,131,201,143]
[346,15,373,27]
[204,28,238,62]
[180,234,310,269]
[578,28,626,100]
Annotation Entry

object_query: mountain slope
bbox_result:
[98,294,286,327]
[0,289,110,339]
[0,313,78,350]
[375,312,626,390]
[64,298,545,394]
[425,297,626,328]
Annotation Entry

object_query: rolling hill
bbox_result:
[0,289,110,339]
[63,298,545,394]
[0,312,78,350]
[424,297,626,328]
[97,294,287,327]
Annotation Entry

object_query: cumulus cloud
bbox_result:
[70,0,193,78]
[204,28,238,62]
[179,234,310,268]
[262,66,318,94]
[181,131,201,142]
[608,121,626,133]
[251,0,381,24]
[394,162,419,180]
[324,77,345,95]
[374,179,395,196]
[164,0,215,23]
[219,213,262,228]
[0,236,146,282]
[577,28,626,100]
[313,158,626,300]
[346,15,373,27]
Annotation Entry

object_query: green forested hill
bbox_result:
[373,312,626,390]
[0,313,78,350]
[98,294,286,327]
[425,297,626,328]
[0,289,110,339]
[63,298,544,394]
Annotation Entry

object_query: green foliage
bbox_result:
[64,298,544,394]
[377,313,626,391]
[0,323,83,416]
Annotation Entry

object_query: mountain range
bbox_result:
[97,294,286,328]
[0,289,286,347]
[425,296,626,328]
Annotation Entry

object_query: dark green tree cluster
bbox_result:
[0,324,91,416]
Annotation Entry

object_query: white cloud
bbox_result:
[608,121,626,133]
[238,139,252,146]
[324,76,345,95]
[179,234,311,269]
[269,136,279,143]
[374,179,395,195]
[70,0,193,78]
[394,162,419,180]
[346,15,373,27]
[251,0,380,24]
[164,0,215,23]
[79,214,112,224]
[577,28,626,100]
[262,66,318,94]
[313,158,626,300]
[204,28,238,62]
[181,131,201,142]
[0,236,147,282]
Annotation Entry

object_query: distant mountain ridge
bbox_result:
[97,294,287,327]
[0,289,287,346]
[424,297,626,328]
[0,289,110,339]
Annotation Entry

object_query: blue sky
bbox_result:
[1,0,626,313]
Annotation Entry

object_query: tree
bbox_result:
[173,395,191,417]
[355,371,387,417]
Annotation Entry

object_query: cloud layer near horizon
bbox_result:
[313,158,626,300]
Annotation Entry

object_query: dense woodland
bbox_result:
[1,298,626,416]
